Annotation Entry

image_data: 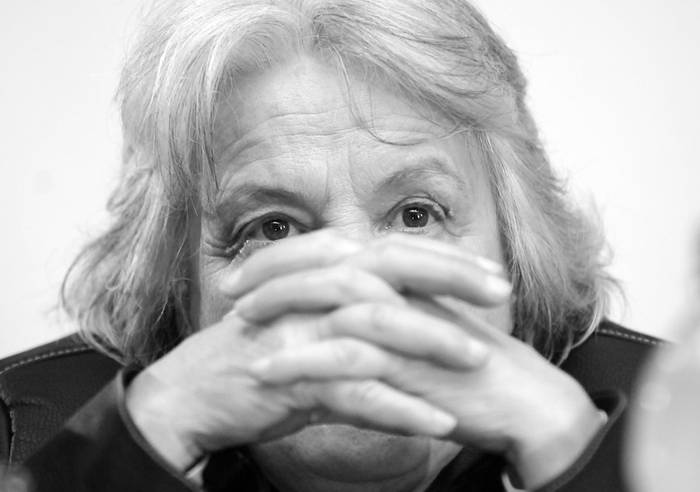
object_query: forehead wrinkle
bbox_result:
[214,104,353,164]
[214,102,450,170]
[217,128,360,177]
[215,126,449,183]
[350,140,471,187]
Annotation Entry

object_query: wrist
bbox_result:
[125,369,204,472]
[506,400,607,489]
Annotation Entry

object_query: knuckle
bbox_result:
[305,230,340,260]
[314,228,338,248]
[330,266,364,299]
[313,230,358,260]
[335,267,396,303]
[448,264,467,282]
[367,303,394,331]
[290,381,319,409]
[363,274,397,300]
[372,241,396,261]
[376,234,403,248]
[331,339,363,369]
[349,381,384,407]
[311,314,332,340]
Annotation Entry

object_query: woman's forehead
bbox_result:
[205,53,494,219]
[212,55,452,168]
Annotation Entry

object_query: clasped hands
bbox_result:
[126,231,605,488]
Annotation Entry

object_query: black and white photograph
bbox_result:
[1,1,698,491]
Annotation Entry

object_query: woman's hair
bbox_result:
[63,0,616,365]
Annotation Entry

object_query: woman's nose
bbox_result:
[321,214,377,243]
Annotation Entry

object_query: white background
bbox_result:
[1,0,698,358]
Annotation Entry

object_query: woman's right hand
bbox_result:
[124,231,509,471]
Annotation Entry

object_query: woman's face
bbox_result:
[194,54,512,489]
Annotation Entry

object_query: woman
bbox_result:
[0,1,662,491]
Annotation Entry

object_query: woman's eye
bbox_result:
[226,215,307,258]
[402,206,430,228]
[247,216,305,242]
[387,200,447,233]
[260,218,292,240]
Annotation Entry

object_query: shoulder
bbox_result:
[561,320,666,396]
[0,335,122,463]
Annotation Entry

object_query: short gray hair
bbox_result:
[63,0,615,365]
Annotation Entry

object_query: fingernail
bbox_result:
[486,275,511,298]
[475,256,504,274]
[429,409,457,436]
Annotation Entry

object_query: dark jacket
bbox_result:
[0,321,663,491]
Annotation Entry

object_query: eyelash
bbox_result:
[385,196,450,233]
[224,196,451,258]
[224,211,309,258]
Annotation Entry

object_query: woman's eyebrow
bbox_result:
[212,185,314,220]
[376,158,471,195]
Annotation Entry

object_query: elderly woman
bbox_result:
[0,1,662,491]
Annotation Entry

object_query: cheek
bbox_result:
[196,256,239,330]
[481,303,513,335]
